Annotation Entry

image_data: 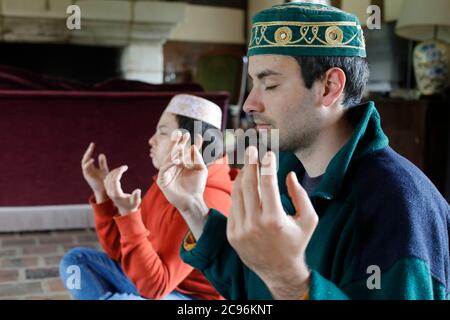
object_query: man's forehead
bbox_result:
[159,112,176,125]
[248,55,298,78]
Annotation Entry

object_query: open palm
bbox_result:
[81,142,109,194]
[157,131,207,212]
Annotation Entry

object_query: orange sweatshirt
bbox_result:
[90,157,233,300]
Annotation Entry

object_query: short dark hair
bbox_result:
[294,56,369,108]
[175,115,223,165]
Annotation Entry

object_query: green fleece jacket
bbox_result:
[180,101,450,300]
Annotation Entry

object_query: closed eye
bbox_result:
[265,85,278,91]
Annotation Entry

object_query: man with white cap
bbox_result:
[59,94,234,300]
[158,2,450,300]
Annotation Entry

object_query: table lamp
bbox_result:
[396,0,450,95]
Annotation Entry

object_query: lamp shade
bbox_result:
[395,0,450,43]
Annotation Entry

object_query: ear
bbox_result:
[322,67,346,108]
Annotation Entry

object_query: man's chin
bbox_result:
[151,159,160,171]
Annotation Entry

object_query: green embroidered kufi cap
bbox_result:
[248,2,366,58]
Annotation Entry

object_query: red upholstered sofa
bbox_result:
[0,90,229,208]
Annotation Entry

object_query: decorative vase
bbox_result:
[413,40,449,95]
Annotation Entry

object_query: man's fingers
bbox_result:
[171,132,189,165]
[165,130,183,165]
[185,134,204,169]
[81,142,95,165]
[194,134,204,150]
[98,154,109,172]
[189,144,206,170]
[159,160,177,175]
[245,144,259,166]
[113,166,128,193]
[180,133,195,167]
[105,166,128,197]
[260,151,284,215]
[231,172,244,212]
[82,158,95,171]
[157,161,179,189]
[229,172,245,238]
[180,136,188,166]
[171,130,183,143]
[286,172,318,230]
[132,189,141,206]
[173,131,188,150]
[241,146,261,225]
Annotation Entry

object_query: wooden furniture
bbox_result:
[374,97,450,201]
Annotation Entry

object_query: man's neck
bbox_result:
[295,114,354,178]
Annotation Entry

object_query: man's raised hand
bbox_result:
[227,146,318,299]
[104,165,141,216]
[81,142,110,203]
[157,130,207,213]
[157,130,209,239]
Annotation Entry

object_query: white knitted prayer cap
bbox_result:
[164,94,222,129]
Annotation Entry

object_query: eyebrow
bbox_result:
[157,125,168,129]
[253,69,282,80]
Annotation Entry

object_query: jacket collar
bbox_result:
[278,101,389,201]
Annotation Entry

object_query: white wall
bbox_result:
[247,0,284,35]
[341,0,371,26]
[342,0,405,25]
[169,4,245,44]
[384,0,404,22]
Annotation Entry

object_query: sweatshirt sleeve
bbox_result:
[180,209,268,299]
[179,187,293,299]
[180,208,448,300]
[308,257,448,300]
[90,195,122,261]
[114,207,197,300]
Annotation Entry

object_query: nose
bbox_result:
[149,134,156,147]
[243,87,264,114]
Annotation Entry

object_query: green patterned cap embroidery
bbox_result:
[248,2,366,58]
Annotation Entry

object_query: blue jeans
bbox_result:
[59,247,194,300]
